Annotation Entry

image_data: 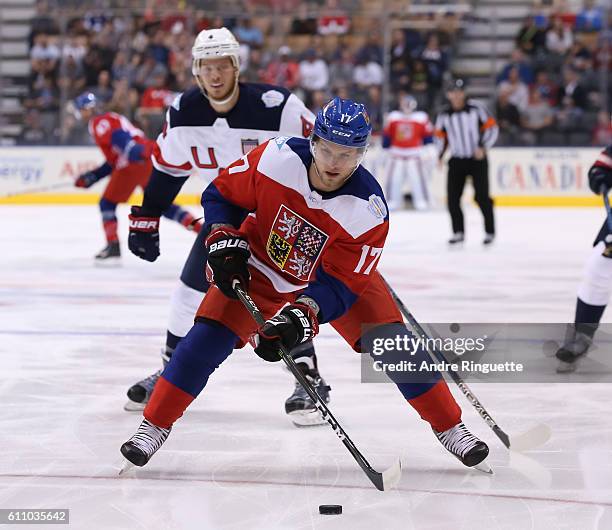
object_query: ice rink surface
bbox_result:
[1,204,611,530]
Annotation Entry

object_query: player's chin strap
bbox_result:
[309,137,367,187]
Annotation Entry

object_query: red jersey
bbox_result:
[383,110,433,155]
[202,136,389,323]
[88,112,153,170]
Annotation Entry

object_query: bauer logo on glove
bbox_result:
[205,226,251,299]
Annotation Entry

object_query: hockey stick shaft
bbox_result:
[232,280,400,491]
[381,276,511,448]
[1,181,76,198]
[601,185,612,232]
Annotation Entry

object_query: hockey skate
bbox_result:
[434,422,491,473]
[555,323,597,373]
[124,352,168,411]
[120,419,171,471]
[285,363,331,427]
[483,233,495,246]
[180,212,203,233]
[448,232,464,245]
[94,242,120,266]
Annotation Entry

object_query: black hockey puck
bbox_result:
[319,505,342,515]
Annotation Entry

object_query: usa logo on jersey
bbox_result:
[266,205,328,281]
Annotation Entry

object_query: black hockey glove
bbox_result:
[588,165,612,195]
[205,226,250,299]
[253,303,319,362]
[128,206,160,262]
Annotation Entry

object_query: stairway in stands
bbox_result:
[0,0,36,144]
[452,0,532,106]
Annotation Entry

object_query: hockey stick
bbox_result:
[381,276,551,452]
[232,280,402,491]
[0,181,76,198]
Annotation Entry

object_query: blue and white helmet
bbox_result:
[74,91,98,111]
[312,97,372,148]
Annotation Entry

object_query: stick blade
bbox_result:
[509,423,551,452]
[381,458,402,490]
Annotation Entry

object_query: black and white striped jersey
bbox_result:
[434,100,499,159]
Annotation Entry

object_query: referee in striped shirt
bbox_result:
[434,79,499,245]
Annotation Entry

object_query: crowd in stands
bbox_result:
[21,0,610,147]
[497,0,611,146]
[21,0,459,145]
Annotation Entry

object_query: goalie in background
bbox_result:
[381,95,436,211]
[70,92,201,264]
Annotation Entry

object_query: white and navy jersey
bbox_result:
[203,137,389,323]
[434,99,499,159]
[152,83,315,184]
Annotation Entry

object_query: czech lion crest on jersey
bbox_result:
[267,205,328,281]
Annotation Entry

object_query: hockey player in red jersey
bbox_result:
[72,92,201,263]
[120,97,490,473]
[124,28,332,426]
[382,95,436,211]
[556,143,612,372]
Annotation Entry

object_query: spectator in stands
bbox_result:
[242,48,264,82]
[566,38,593,72]
[356,32,383,65]
[365,85,383,132]
[496,86,522,145]
[134,52,168,91]
[298,49,329,97]
[516,15,546,56]
[92,70,113,105]
[497,48,534,85]
[29,0,58,47]
[418,33,448,111]
[546,16,573,55]
[136,71,174,138]
[498,66,529,112]
[520,88,555,145]
[328,48,354,90]
[19,109,46,145]
[148,29,170,65]
[168,30,192,81]
[107,78,133,118]
[234,18,264,48]
[575,0,603,33]
[262,46,300,89]
[62,35,87,64]
[58,53,86,99]
[291,4,317,35]
[30,33,60,83]
[592,111,612,146]
[410,60,429,110]
[531,70,559,106]
[560,66,587,109]
[308,89,329,114]
[352,55,384,92]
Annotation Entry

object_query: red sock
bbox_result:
[407,380,461,432]
[103,219,119,243]
[144,376,194,429]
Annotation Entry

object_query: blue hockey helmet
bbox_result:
[74,91,98,111]
[313,97,371,148]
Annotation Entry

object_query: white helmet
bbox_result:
[192,27,241,105]
[192,27,241,71]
